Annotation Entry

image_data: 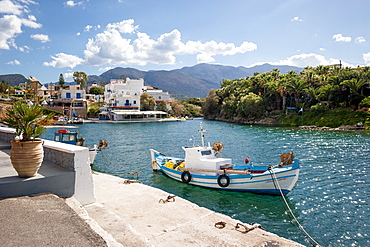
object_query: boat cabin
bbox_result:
[52,127,83,146]
[183,146,232,173]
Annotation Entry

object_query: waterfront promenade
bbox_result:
[0,136,303,246]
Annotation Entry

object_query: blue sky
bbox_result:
[1,0,370,83]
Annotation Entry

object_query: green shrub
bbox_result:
[237,93,264,119]
[278,108,367,127]
[359,96,370,108]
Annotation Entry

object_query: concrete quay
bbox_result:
[0,127,303,247]
[83,172,304,247]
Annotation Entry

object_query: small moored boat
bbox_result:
[46,126,108,164]
[150,123,300,195]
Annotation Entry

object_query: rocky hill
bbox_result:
[0,74,27,87]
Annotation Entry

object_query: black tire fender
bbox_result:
[181,171,192,183]
[217,174,230,187]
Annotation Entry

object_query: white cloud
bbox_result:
[84,25,92,32]
[197,53,215,63]
[0,15,22,49]
[319,48,325,51]
[363,52,370,65]
[291,16,302,22]
[276,53,331,67]
[84,24,101,32]
[76,32,81,36]
[0,0,23,15]
[106,19,138,34]
[18,45,31,52]
[64,1,83,7]
[28,14,36,21]
[355,36,365,43]
[98,66,114,72]
[45,19,257,68]
[0,1,41,50]
[333,34,351,42]
[6,59,20,65]
[43,53,84,68]
[250,53,353,68]
[30,34,50,43]
[64,72,74,81]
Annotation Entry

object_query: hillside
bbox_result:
[1,63,302,99]
[0,74,27,87]
[144,70,211,98]
[89,63,302,98]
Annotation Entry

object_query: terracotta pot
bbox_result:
[10,140,44,178]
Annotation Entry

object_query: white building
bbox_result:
[104,78,142,110]
[47,84,86,100]
[102,78,173,121]
[46,83,88,118]
[144,85,172,110]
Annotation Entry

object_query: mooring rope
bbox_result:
[268,169,322,247]
[99,149,113,165]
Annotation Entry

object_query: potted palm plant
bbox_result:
[0,102,54,177]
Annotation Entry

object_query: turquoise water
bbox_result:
[43,119,370,246]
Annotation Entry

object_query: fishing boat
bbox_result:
[150,123,300,195]
[46,126,108,164]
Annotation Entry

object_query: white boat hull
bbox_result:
[150,149,300,195]
[89,148,98,164]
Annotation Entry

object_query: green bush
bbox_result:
[237,93,264,119]
[278,108,367,127]
[359,96,370,108]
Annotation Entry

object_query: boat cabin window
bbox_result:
[63,134,76,142]
[55,133,77,142]
[201,150,212,156]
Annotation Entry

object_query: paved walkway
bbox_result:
[0,193,107,247]
[78,173,304,247]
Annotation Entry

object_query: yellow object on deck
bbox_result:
[175,162,185,171]
[164,161,174,169]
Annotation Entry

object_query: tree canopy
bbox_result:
[203,65,370,122]
[73,71,88,90]
[89,86,104,95]
[140,92,156,111]
[59,74,65,86]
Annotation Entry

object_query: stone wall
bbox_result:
[0,126,95,205]
[0,126,15,143]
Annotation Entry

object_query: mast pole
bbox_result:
[199,122,207,147]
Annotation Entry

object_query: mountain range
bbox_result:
[89,63,302,98]
[1,63,302,99]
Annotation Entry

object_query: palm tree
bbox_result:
[301,69,318,86]
[341,78,368,96]
[304,87,320,104]
[341,78,368,109]
[314,65,330,75]
[285,78,308,107]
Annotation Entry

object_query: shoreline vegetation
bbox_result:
[202,65,370,130]
[2,64,370,131]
